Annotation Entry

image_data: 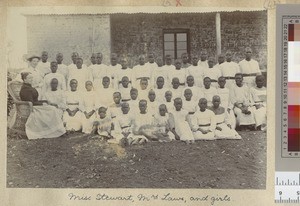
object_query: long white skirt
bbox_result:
[243,76,256,88]
[233,107,255,126]
[225,79,235,90]
[25,105,66,139]
[193,126,215,140]
[215,123,241,140]
[82,112,96,134]
[63,110,84,131]
[253,106,267,127]
[227,109,237,129]
[175,121,194,141]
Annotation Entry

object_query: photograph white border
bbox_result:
[1,0,277,205]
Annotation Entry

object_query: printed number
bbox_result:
[279,191,282,195]
[297,191,300,195]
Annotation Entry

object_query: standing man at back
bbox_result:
[197,50,208,69]
[239,47,261,87]
[220,50,240,89]
[37,51,51,76]
[56,53,69,87]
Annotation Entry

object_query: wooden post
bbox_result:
[216,13,221,55]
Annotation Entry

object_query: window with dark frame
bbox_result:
[163,29,190,62]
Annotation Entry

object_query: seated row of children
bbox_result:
[91,96,241,145]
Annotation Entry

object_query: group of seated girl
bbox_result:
[19,68,266,145]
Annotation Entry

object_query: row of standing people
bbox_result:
[15,47,262,100]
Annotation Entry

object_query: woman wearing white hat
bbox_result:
[14,55,44,99]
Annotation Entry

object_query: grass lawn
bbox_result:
[7,130,266,189]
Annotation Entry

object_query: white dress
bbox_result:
[106,64,122,89]
[128,99,139,111]
[217,87,236,129]
[81,90,97,133]
[147,101,159,116]
[151,65,174,88]
[250,86,267,128]
[132,112,154,141]
[57,63,69,88]
[217,87,231,109]
[26,105,66,139]
[145,62,158,71]
[170,88,184,100]
[198,60,208,69]
[41,89,67,117]
[154,65,175,88]
[132,64,153,89]
[230,84,255,126]
[187,65,204,88]
[114,68,133,89]
[95,115,113,137]
[118,86,132,101]
[164,101,175,113]
[138,88,151,101]
[154,88,168,103]
[169,109,194,141]
[201,87,218,107]
[210,107,241,139]
[68,66,92,91]
[168,68,187,88]
[145,62,158,88]
[42,72,66,94]
[190,109,216,140]
[37,61,51,77]
[63,90,84,131]
[219,61,240,89]
[202,67,222,88]
[89,64,109,91]
[182,86,203,102]
[239,59,261,87]
[182,99,198,125]
[95,87,115,108]
[109,103,122,119]
[114,112,135,141]
[182,99,198,114]
[152,113,175,141]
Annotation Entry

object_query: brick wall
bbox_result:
[111,13,216,68]
[26,11,267,69]
[111,11,267,69]
[221,11,267,70]
[26,15,111,65]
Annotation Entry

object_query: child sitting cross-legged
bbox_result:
[132,99,155,144]
[169,98,195,144]
[91,107,113,140]
[152,104,176,142]
[208,95,241,140]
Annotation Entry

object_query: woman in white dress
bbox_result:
[15,55,44,100]
[81,81,97,134]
